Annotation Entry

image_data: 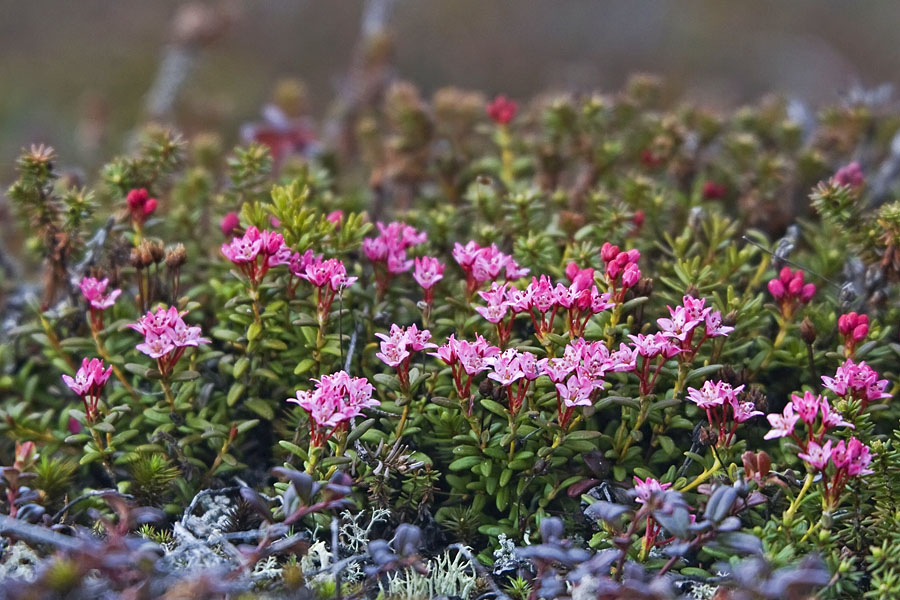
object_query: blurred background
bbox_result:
[2,0,899,177]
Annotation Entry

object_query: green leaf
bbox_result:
[124,363,152,378]
[449,456,482,471]
[234,357,250,378]
[171,370,201,381]
[227,383,245,406]
[279,440,307,459]
[347,418,376,443]
[479,398,509,418]
[244,398,274,420]
[686,364,724,383]
[236,419,260,434]
[293,359,316,375]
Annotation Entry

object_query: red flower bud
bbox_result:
[486,95,517,125]
[702,181,726,200]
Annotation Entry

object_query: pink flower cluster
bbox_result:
[628,333,681,396]
[801,436,873,509]
[657,295,733,361]
[221,226,291,285]
[363,221,427,295]
[764,389,872,507]
[534,338,634,427]
[375,324,436,390]
[767,267,815,318]
[453,240,529,297]
[832,161,864,189]
[601,243,641,303]
[822,359,891,408]
[289,250,357,321]
[287,371,378,447]
[62,357,113,423]
[487,95,517,125]
[484,348,540,415]
[413,256,444,305]
[432,333,635,426]
[79,276,122,330]
[130,305,210,376]
[478,269,613,345]
[632,475,680,552]
[838,312,869,355]
[765,390,852,442]
[431,334,500,411]
[126,188,157,226]
[687,380,761,446]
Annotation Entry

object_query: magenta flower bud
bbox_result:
[838,313,853,336]
[767,279,785,299]
[852,323,868,342]
[600,242,619,263]
[621,263,641,288]
[833,161,864,188]
[788,276,803,296]
[221,212,240,236]
[800,283,816,303]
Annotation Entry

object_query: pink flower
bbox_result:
[540,356,575,383]
[518,351,541,380]
[79,277,122,311]
[376,324,434,386]
[413,256,444,297]
[222,226,291,284]
[822,359,891,407]
[628,333,680,359]
[555,373,594,408]
[798,440,832,471]
[487,95,517,125]
[486,349,526,386]
[791,391,821,425]
[131,306,209,374]
[327,210,343,225]
[287,371,379,446]
[62,357,112,397]
[731,400,763,423]
[376,341,410,368]
[764,403,800,439]
[364,221,426,294]
[658,305,701,342]
[704,310,733,337]
[527,275,556,313]
[818,396,853,430]
[832,162,864,188]
[633,476,672,504]
[454,241,527,295]
[135,330,177,359]
[687,380,729,409]
[63,357,113,423]
[221,212,240,236]
[565,262,595,292]
[831,437,873,476]
[621,263,641,288]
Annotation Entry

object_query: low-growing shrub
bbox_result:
[2,76,900,599]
